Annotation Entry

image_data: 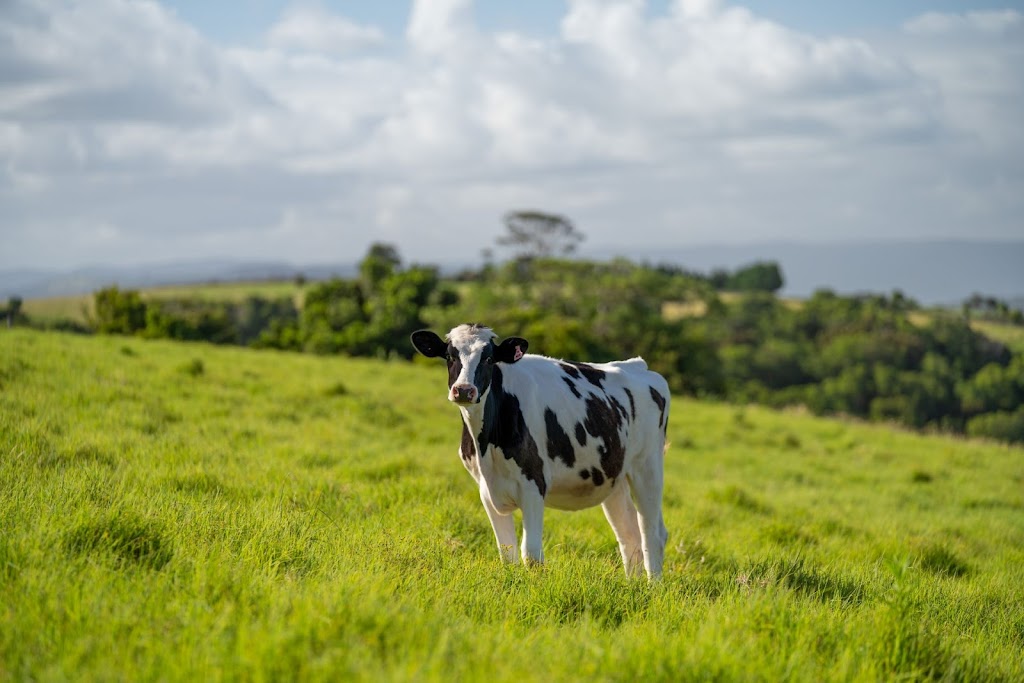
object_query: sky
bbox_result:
[1,0,1022,271]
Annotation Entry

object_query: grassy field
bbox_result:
[970,319,1024,354]
[2,329,1023,681]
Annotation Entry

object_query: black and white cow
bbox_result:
[411,323,670,578]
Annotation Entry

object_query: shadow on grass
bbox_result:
[64,512,173,571]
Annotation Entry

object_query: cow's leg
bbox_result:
[480,490,519,564]
[601,483,643,577]
[627,454,668,579]
[519,490,545,566]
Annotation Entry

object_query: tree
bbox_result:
[92,287,147,335]
[5,296,23,328]
[725,261,784,293]
[359,243,402,293]
[496,210,584,259]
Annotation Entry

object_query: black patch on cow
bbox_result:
[623,388,636,421]
[446,344,462,389]
[476,366,547,497]
[590,467,605,486]
[582,395,626,481]
[610,396,630,424]
[649,386,667,428]
[579,468,590,480]
[574,422,587,446]
[471,344,495,394]
[559,362,581,380]
[544,408,576,467]
[566,362,606,389]
[562,377,582,399]
[460,421,475,462]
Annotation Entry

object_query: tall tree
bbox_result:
[359,243,402,293]
[497,211,584,259]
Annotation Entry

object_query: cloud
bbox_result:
[0,0,1021,270]
[904,8,1022,35]
[0,0,270,126]
[406,0,475,54]
[267,4,386,55]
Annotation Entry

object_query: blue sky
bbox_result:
[1,0,1022,269]
[162,1,1022,41]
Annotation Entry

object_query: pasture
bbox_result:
[2,329,1023,681]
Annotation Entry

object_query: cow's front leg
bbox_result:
[480,489,518,563]
[519,489,545,566]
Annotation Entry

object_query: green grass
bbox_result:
[970,320,1024,354]
[2,329,1023,682]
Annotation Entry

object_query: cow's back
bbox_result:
[497,354,669,511]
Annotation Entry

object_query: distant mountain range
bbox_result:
[0,261,356,301]
[2,240,1022,307]
[588,240,1024,307]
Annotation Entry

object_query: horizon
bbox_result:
[5,238,1023,306]
[3,235,1024,274]
[2,1,1022,270]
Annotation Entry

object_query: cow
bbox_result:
[411,323,670,579]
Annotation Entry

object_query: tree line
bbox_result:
[6,236,1022,445]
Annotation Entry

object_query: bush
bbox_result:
[966,408,1024,444]
[92,287,147,335]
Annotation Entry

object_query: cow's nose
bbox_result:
[451,385,478,403]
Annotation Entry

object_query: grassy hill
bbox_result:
[2,329,1023,681]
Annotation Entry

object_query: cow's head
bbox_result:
[411,324,528,405]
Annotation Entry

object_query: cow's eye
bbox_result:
[485,357,493,365]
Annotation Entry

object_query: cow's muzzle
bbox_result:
[450,384,478,404]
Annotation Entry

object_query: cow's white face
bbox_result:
[411,324,528,405]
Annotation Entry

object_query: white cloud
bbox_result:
[0,0,1021,270]
[904,9,1022,35]
[267,4,385,55]
[406,0,475,55]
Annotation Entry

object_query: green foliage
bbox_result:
[2,329,1023,681]
[966,407,1024,443]
[707,289,1020,438]
[425,258,719,393]
[720,260,784,293]
[359,242,403,293]
[79,257,1024,445]
[92,286,147,334]
[962,293,1024,325]
[958,359,1024,416]
[2,296,25,328]
[298,248,445,359]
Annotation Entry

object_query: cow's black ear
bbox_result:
[411,330,447,358]
[495,337,528,364]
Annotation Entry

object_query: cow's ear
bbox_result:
[411,330,447,358]
[495,337,528,364]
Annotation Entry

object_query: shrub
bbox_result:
[966,408,1024,444]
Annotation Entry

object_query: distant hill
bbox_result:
[589,240,1024,306]
[1,261,357,300]
[3,240,1022,306]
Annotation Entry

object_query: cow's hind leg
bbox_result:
[627,451,668,579]
[601,482,643,577]
[481,490,519,564]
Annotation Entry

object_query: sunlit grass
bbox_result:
[1,329,1022,681]
[970,319,1024,354]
